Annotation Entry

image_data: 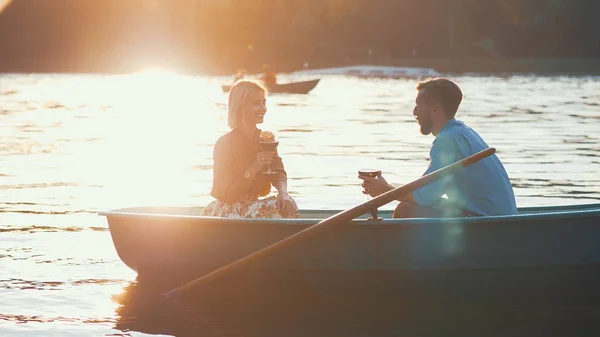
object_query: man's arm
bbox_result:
[371,182,418,203]
[412,134,461,206]
[363,134,461,206]
[359,174,418,203]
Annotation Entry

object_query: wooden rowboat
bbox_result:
[221,79,320,94]
[100,203,600,305]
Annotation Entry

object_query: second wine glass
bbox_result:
[260,131,279,175]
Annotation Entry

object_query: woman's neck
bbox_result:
[240,125,258,141]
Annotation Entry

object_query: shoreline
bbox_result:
[1,58,600,76]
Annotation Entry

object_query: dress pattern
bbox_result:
[201,196,298,219]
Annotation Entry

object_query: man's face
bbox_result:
[413,90,435,135]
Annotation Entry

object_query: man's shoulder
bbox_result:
[442,119,481,140]
[431,131,460,155]
[434,128,460,144]
[444,119,469,131]
[433,119,482,151]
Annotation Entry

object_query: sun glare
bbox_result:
[136,66,174,75]
[0,0,12,13]
[87,69,222,207]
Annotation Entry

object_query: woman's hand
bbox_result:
[276,192,298,218]
[252,151,274,171]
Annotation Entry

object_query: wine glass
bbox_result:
[358,169,381,179]
[260,131,279,175]
[358,168,382,220]
[358,168,382,198]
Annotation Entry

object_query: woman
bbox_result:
[202,80,299,218]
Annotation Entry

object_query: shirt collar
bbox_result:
[438,118,458,134]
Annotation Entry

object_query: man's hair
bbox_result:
[416,78,463,118]
[227,80,267,129]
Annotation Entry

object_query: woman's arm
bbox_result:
[268,149,288,194]
[273,180,288,195]
[269,150,298,217]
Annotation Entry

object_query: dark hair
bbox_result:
[416,78,463,118]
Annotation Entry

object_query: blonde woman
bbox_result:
[202,80,299,218]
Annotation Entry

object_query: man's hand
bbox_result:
[358,173,393,198]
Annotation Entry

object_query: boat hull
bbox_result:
[102,204,600,304]
[221,79,320,94]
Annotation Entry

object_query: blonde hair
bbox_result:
[227,80,268,129]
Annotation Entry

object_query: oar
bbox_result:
[164,147,496,298]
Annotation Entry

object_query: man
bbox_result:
[233,68,246,84]
[359,77,517,218]
[261,64,277,88]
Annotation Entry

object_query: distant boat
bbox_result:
[222,79,320,94]
[293,65,440,79]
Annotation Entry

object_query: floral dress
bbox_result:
[201,196,298,219]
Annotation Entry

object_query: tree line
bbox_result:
[0,0,598,74]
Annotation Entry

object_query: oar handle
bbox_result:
[164,147,496,297]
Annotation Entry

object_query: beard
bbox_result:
[418,117,432,135]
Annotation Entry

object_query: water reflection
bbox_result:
[114,281,201,336]
[112,276,600,337]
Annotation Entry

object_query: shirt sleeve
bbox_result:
[268,148,288,185]
[413,134,462,206]
[210,138,255,204]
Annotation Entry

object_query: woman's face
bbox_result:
[243,90,267,126]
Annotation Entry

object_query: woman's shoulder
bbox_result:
[215,129,242,147]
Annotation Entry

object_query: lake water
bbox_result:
[1,72,599,336]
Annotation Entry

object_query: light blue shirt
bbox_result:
[413,119,517,216]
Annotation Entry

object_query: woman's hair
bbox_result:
[227,80,268,129]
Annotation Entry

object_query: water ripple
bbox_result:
[2,73,600,336]
[0,278,125,290]
[0,225,108,233]
[0,313,117,325]
[569,114,600,119]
